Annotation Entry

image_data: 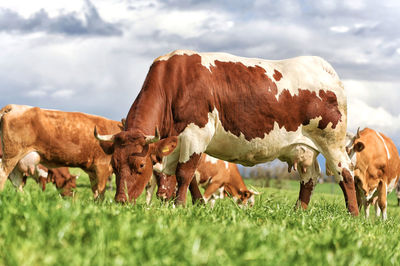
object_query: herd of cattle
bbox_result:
[0,50,399,220]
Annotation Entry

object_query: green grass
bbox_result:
[1,169,400,266]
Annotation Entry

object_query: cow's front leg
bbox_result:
[9,168,24,192]
[175,153,201,206]
[145,173,157,205]
[377,181,387,220]
[189,176,204,204]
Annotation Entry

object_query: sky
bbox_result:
[1,0,400,151]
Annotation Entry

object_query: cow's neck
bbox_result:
[125,80,167,137]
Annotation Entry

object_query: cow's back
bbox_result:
[147,51,347,166]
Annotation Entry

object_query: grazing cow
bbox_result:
[147,154,258,207]
[346,128,400,220]
[0,104,122,199]
[95,50,358,215]
[195,155,257,206]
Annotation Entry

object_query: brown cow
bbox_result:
[95,50,358,215]
[147,154,258,207]
[347,128,400,220]
[0,104,122,199]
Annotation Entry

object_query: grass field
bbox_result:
[1,169,400,266]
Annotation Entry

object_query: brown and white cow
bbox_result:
[195,154,257,206]
[95,50,358,215]
[346,128,400,220]
[0,104,122,199]
[147,154,258,207]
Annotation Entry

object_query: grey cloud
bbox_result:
[0,0,122,36]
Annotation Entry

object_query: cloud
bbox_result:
[330,26,350,33]
[0,0,122,36]
[0,0,399,149]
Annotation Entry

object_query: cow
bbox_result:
[95,50,358,215]
[147,154,258,207]
[346,128,400,220]
[0,104,122,199]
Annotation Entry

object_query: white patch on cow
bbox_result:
[153,163,163,173]
[36,166,48,179]
[3,104,33,116]
[366,188,377,201]
[204,155,218,164]
[375,131,391,160]
[194,170,201,185]
[224,161,229,169]
[155,50,343,100]
[387,177,397,193]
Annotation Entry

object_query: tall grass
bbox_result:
[1,169,399,266]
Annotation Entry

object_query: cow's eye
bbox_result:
[139,163,145,169]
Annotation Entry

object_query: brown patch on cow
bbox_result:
[338,162,342,167]
[339,168,359,216]
[273,69,282,81]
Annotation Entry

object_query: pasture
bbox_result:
[1,169,399,266]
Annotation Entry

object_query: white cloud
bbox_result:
[27,90,47,97]
[154,10,233,38]
[51,89,74,98]
[347,98,400,136]
[330,26,350,33]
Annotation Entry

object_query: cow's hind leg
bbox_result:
[295,151,320,210]
[0,157,20,190]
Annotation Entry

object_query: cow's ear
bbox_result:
[354,141,365,152]
[99,142,115,155]
[154,137,178,157]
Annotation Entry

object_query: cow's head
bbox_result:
[225,185,259,207]
[346,128,376,197]
[94,127,178,203]
[237,189,259,207]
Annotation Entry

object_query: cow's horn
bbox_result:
[356,127,361,139]
[145,126,160,144]
[249,188,261,195]
[94,126,115,142]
